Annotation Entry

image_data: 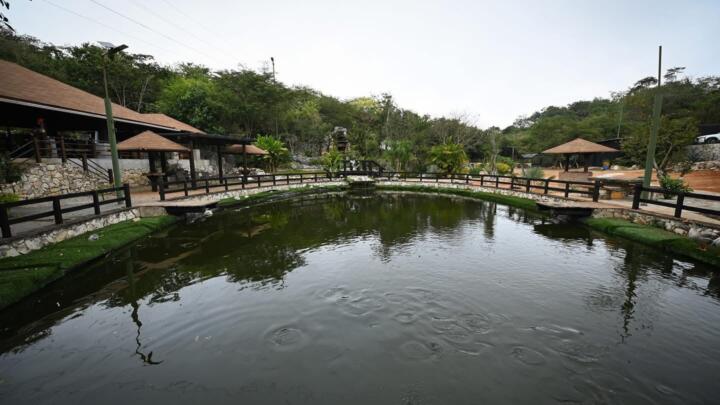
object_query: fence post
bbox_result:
[257,176,261,188]
[674,193,685,218]
[592,180,601,202]
[510,176,514,190]
[159,177,166,201]
[91,190,101,215]
[33,137,41,163]
[286,174,290,185]
[123,183,132,207]
[314,173,318,183]
[300,174,303,184]
[52,197,63,225]
[81,154,89,172]
[273,175,277,186]
[224,178,229,191]
[0,205,11,238]
[480,175,484,187]
[205,179,210,194]
[564,182,570,198]
[495,176,499,189]
[632,183,642,209]
[183,180,189,196]
[435,173,439,183]
[525,178,531,193]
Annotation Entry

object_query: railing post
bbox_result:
[300,174,303,184]
[123,183,132,207]
[273,175,277,186]
[92,190,101,215]
[52,197,63,225]
[564,182,570,198]
[224,177,229,191]
[525,178,531,193]
[632,183,642,210]
[159,177,166,201]
[674,192,685,218]
[257,176,261,188]
[0,205,11,238]
[435,173,439,183]
[592,180,601,202]
[183,180,189,196]
[33,137,41,163]
[495,176,499,189]
[510,176,514,190]
[544,179,549,195]
[480,175,484,187]
[81,154,89,172]
[314,172,318,183]
[286,174,290,185]
[205,179,210,194]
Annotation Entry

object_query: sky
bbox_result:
[9,0,720,128]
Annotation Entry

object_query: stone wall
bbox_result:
[0,209,140,258]
[591,207,720,243]
[1,163,150,199]
[687,143,720,162]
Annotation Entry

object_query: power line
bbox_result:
[41,0,172,54]
[89,0,220,64]
[128,0,229,57]
[158,0,226,40]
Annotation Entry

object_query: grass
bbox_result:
[0,215,177,310]
[376,184,539,211]
[585,218,720,267]
[217,184,348,208]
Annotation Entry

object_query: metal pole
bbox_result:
[103,57,123,199]
[643,45,663,190]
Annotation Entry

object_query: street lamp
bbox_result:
[98,41,128,198]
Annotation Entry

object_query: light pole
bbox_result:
[271,56,278,137]
[99,42,128,198]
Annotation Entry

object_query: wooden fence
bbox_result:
[0,184,131,238]
[631,183,720,219]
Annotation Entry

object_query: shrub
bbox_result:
[469,166,484,176]
[522,166,545,179]
[321,147,343,175]
[0,193,20,203]
[495,162,512,175]
[659,175,692,198]
[0,153,23,184]
[429,143,468,175]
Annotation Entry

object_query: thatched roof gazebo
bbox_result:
[224,143,268,176]
[117,130,190,190]
[542,138,619,175]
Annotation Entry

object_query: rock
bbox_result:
[203,209,213,217]
[713,237,720,247]
[674,228,686,236]
[88,233,99,241]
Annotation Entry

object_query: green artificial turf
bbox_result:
[0,215,177,309]
[585,218,720,267]
[376,184,539,211]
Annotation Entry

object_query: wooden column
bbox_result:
[217,144,224,179]
[148,152,157,192]
[189,140,197,188]
[564,154,570,172]
[583,153,589,173]
[160,151,168,184]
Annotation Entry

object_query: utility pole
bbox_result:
[271,56,278,137]
[642,45,663,190]
[100,42,128,199]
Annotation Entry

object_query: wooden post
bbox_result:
[52,197,63,225]
[159,176,166,201]
[510,176,514,190]
[592,180,601,202]
[632,183,642,209]
[544,179,549,195]
[160,151,168,185]
[525,178,531,193]
[674,193,685,218]
[92,190,101,215]
[189,140,197,188]
[286,174,290,185]
[123,183,132,207]
[564,182,570,198]
[217,145,224,179]
[273,175,277,186]
[205,179,210,194]
[33,136,41,163]
[224,177,229,191]
[81,154,89,172]
[495,176,499,188]
[564,154,570,172]
[183,180,189,196]
[148,152,157,191]
[0,205,11,238]
[59,134,67,163]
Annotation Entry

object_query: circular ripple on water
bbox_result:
[458,313,492,334]
[393,311,419,324]
[399,340,444,361]
[265,326,307,351]
[510,346,547,366]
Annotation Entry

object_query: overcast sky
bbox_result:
[10,0,720,128]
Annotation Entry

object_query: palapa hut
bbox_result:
[542,138,619,181]
[225,143,268,175]
[117,130,190,191]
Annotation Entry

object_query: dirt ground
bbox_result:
[530,168,720,193]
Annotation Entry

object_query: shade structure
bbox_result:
[117,130,190,153]
[225,144,268,155]
[542,138,619,154]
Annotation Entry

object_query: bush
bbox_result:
[0,193,20,203]
[495,162,512,175]
[659,175,692,198]
[469,166,484,176]
[0,153,23,184]
[522,166,545,179]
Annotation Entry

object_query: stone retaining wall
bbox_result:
[168,181,346,203]
[687,143,720,162]
[0,209,140,258]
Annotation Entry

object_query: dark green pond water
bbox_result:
[1,192,719,404]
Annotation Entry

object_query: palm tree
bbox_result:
[255,135,289,173]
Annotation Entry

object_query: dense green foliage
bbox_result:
[255,135,290,172]
[429,143,468,175]
[0,216,177,309]
[3,31,719,171]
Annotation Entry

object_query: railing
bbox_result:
[370,171,602,201]
[9,138,103,162]
[631,183,720,219]
[0,184,131,239]
[157,172,336,201]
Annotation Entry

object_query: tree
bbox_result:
[157,76,222,133]
[320,147,343,175]
[255,135,289,173]
[429,143,468,175]
[383,140,414,171]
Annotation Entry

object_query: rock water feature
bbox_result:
[0,192,719,404]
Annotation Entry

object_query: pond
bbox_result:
[1,192,719,404]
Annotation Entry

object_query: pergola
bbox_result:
[117,130,190,191]
[542,138,619,173]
